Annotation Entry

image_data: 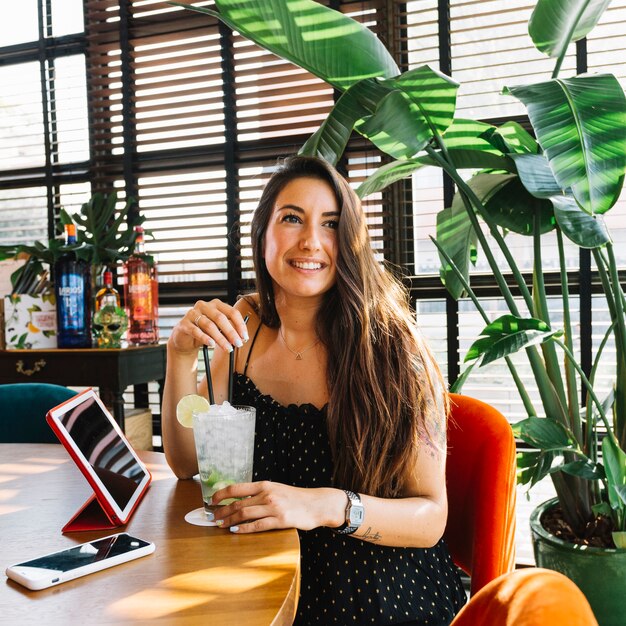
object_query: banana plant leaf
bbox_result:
[603,435,626,512]
[492,121,540,154]
[465,314,561,367]
[302,65,459,162]
[172,0,399,92]
[356,118,516,199]
[511,152,611,247]
[529,0,612,59]
[505,74,626,215]
[300,78,394,165]
[512,415,578,451]
[556,459,605,480]
[435,203,477,300]
[517,449,557,488]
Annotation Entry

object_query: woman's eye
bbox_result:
[325,220,339,230]
[282,213,300,223]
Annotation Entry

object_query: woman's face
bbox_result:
[263,176,340,302]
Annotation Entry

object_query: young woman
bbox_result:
[162,155,466,624]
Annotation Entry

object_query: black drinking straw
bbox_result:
[228,315,249,404]
[202,344,215,405]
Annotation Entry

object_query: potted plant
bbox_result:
[171,0,626,622]
[0,191,144,290]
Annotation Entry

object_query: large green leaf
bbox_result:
[603,435,626,511]
[300,78,390,165]
[512,416,578,450]
[303,65,458,162]
[173,0,399,91]
[511,153,610,247]
[506,74,626,215]
[529,0,612,59]
[354,66,459,159]
[454,172,555,236]
[435,204,476,300]
[356,118,515,198]
[550,195,610,247]
[465,314,561,366]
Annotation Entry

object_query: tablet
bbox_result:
[46,388,152,532]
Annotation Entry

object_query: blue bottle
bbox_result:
[54,223,92,348]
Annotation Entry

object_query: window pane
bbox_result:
[54,55,89,164]
[0,62,45,172]
[0,187,47,247]
[0,0,38,46]
[52,0,85,36]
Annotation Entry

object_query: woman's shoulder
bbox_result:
[235,293,260,319]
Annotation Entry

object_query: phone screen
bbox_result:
[16,534,152,573]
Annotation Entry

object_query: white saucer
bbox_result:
[184,506,218,526]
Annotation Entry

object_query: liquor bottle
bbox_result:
[150,257,160,344]
[54,223,92,348]
[93,270,128,348]
[95,271,120,310]
[124,226,157,344]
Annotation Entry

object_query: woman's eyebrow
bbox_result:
[277,204,340,217]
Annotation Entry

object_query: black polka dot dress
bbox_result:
[233,373,467,625]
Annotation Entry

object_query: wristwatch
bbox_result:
[333,489,364,535]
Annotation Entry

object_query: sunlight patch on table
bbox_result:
[243,549,300,570]
[164,566,283,594]
[107,589,217,620]
[0,504,29,515]
[0,462,60,475]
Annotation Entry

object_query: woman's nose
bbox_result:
[299,225,321,250]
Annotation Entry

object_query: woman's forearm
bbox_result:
[161,344,202,479]
[323,488,448,548]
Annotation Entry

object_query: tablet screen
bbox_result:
[55,393,149,513]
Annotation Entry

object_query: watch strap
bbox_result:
[332,489,363,535]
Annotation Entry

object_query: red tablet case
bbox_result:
[46,388,151,533]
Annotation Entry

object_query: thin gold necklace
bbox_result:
[279,326,320,360]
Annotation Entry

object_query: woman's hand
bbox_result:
[211,481,346,533]
[168,298,249,355]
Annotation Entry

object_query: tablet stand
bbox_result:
[62,494,121,533]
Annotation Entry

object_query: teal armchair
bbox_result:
[0,383,77,443]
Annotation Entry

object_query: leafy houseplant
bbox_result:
[172,1,626,617]
[0,192,144,290]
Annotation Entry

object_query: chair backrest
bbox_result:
[0,383,77,443]
[444,393,517,596]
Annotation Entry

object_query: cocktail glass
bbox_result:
[184,403,256,526]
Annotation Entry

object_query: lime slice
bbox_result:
[176,393,210,428]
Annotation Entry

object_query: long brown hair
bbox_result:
[250,155,447,498]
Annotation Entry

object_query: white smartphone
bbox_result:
[5,532,155,591]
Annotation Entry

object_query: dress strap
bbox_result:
[243,322,263,376]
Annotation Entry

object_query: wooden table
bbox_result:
[0,345,166,430]
[0,445,300,625]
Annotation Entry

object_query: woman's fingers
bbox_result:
[191,299,249,352]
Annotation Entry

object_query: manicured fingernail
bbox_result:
[226,344,234,353]
[234,338,243,348]
[229,526,239,533]
[243,330,249,342]
[215,519,224,526]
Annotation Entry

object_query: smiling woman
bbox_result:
[161,155,467,625]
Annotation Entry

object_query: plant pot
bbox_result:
[530,498,626,626]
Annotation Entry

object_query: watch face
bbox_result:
[349,505,364,525]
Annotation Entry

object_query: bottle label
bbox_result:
[58,272,86,331]
[129,275,152,321]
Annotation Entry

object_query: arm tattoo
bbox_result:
[419,394,447,458]
[358,526,383,543]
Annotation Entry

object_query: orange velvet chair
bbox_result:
[444,393,517,596]
[450,567,598,625]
